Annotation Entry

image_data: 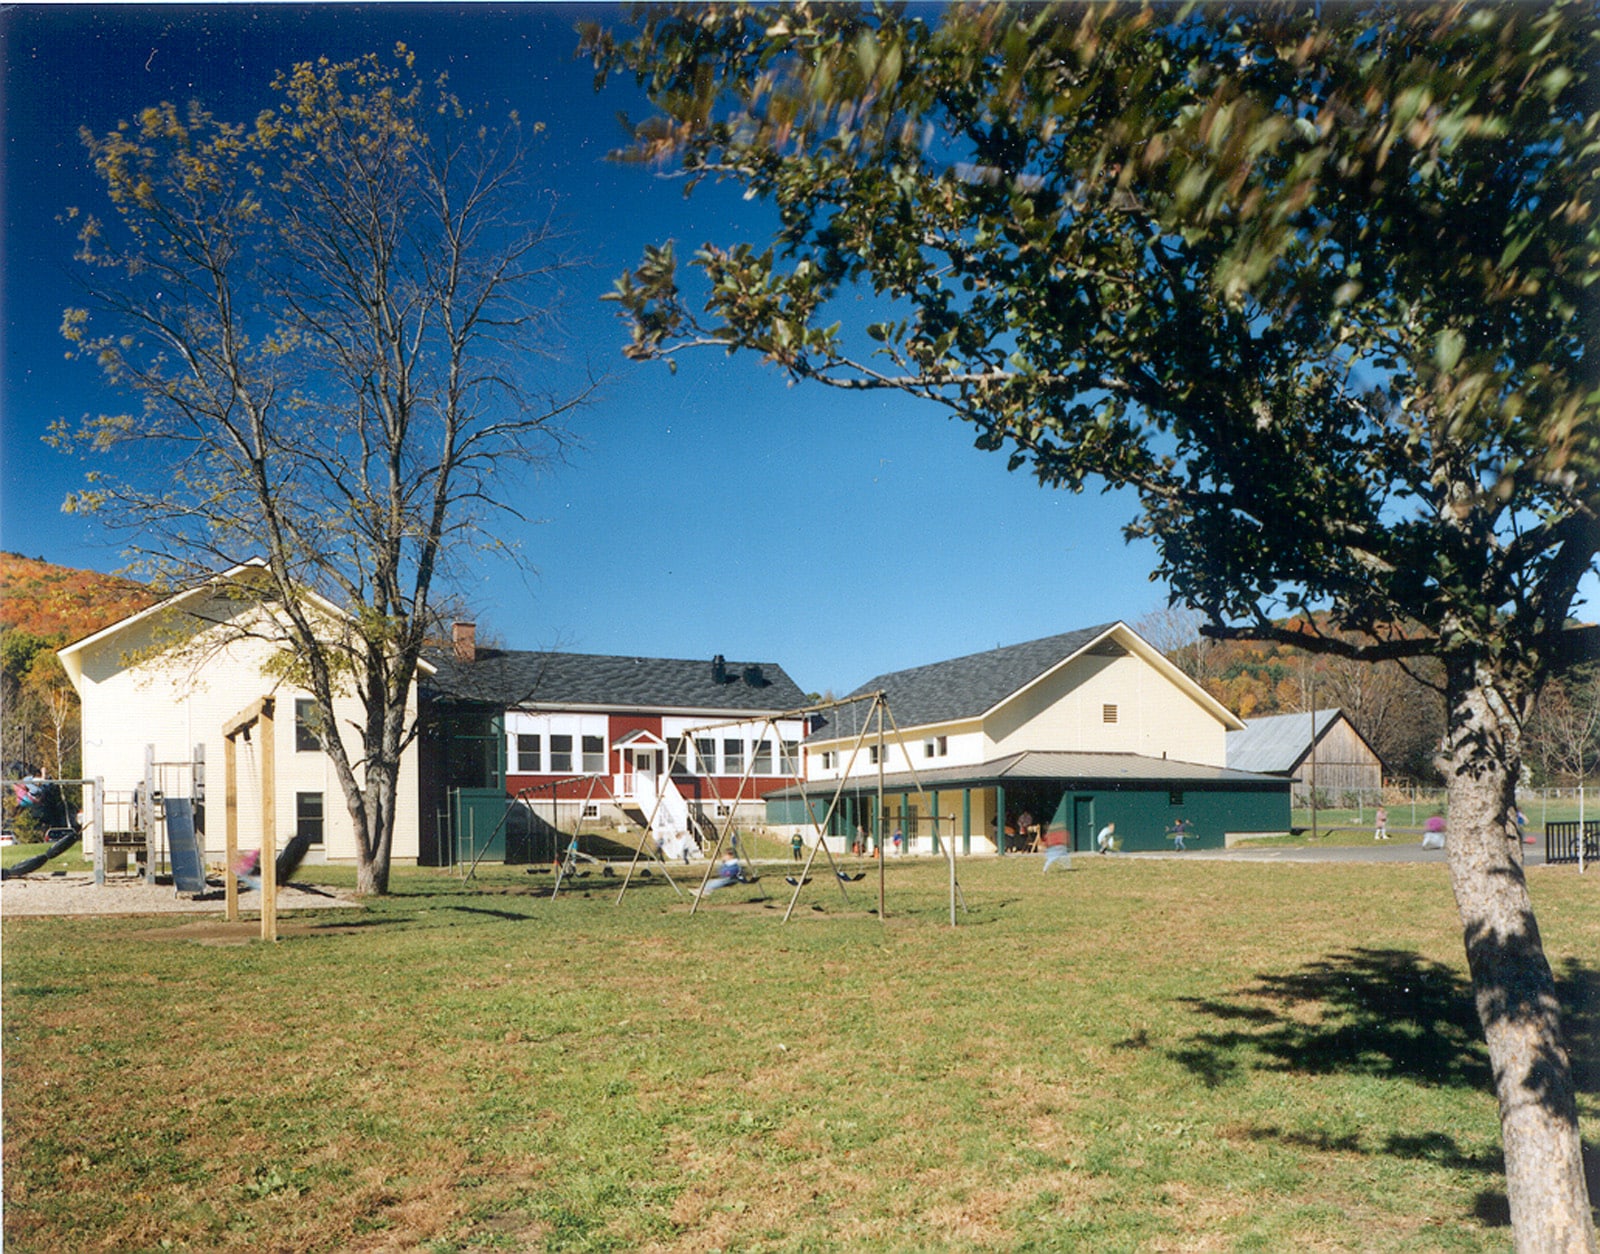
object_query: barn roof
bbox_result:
[424,649,808,715]
[1225,709,1346,775]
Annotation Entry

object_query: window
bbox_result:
[723,738,744,776]
[296,792,324,846]
[550,734,573,773]
[752,740,773,775]
[696,737,717,774]
[780,740,800,775]
[582,735,605,774]
[821,751,836,770]
[1169,790,1185,806]
[1103,704,1119,724]
[582,802,599,819]
[515,734,541,773]
[294,699,322,751]
[924,735,948,759]
[667,737,688,773]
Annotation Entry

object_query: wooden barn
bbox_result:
[1225,709,1385,804]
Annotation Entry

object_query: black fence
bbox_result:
[1545,820,1599,866]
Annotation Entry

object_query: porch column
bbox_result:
[995,784,1007,854]
[962,789,972,856]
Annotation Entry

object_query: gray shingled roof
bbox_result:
[1225,709,1342,774]
[817,623,1122,740]
[766,751,1289,798]
[424,649,808,714]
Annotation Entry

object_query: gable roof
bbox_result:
[424,649,808,715]
[1225,709,1347,774]
[54,560,412,691]
[815,622,1241,740]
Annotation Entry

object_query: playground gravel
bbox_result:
[0,872,361,918]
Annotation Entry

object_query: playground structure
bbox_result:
[223,696,279,940]
[424,689,967,923]
[2,755,209,890]
[613,691,968,926]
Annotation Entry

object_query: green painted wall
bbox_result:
[1052,785,1288,852]
[769,783,1288,851]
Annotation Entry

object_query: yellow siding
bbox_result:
[986,649,1227,766]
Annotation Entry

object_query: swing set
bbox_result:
[223,696,279,942]
[611,691,968,926]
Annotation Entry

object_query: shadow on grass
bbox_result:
[1171,947,1494,1091]
[1168,947,1600,1227]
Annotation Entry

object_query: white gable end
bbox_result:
[61,586,421,866]
[985,644,1228,766]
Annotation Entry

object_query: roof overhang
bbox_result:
[770,751,1290,799]
[613,729,669,750]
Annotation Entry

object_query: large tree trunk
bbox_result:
[1442,657,1597,1252]
[353,764,397,897]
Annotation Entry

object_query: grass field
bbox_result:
[4,855,1596,1252]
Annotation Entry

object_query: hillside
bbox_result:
[0,553,156,644]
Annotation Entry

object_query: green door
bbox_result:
[1073,797,1095,852]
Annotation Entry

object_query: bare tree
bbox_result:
[1134,604,1219,688]
[1524,668,1600,786]
[55,49,598,893]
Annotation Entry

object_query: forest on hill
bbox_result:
[1136,607,1596,788]
[0,552,154,640]
[0,553,155,780]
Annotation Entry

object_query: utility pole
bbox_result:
[1309,694,1319,842]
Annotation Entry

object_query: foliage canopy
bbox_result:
[590,1,1598,687]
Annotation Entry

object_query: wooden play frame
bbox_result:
[222,696,278,941]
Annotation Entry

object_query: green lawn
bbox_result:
[1,839,90,874]
[4,855,1596,1252]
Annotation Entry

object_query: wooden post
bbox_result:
[224,734,239,923]
[222,696,276,938]
[259,699,277,943]
[995,784,1007,855]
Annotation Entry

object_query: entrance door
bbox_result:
[1073,797,1095,852]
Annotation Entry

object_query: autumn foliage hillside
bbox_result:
[0,553,156,644]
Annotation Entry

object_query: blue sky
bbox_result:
[0,4,1330,698]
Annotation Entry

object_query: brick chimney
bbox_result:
[452,620,477,664]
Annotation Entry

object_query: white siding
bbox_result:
[808,722,985,782]
[69,598,420,864]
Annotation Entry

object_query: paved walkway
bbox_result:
[1127,840,1550,866]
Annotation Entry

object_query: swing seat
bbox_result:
[785,875,810,886]
[837,871,866,882]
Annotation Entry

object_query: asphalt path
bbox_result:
[1126,840,1551,866]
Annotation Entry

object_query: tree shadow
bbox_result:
[1168,947,1600,1226]
[1171,947,1494,1091]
